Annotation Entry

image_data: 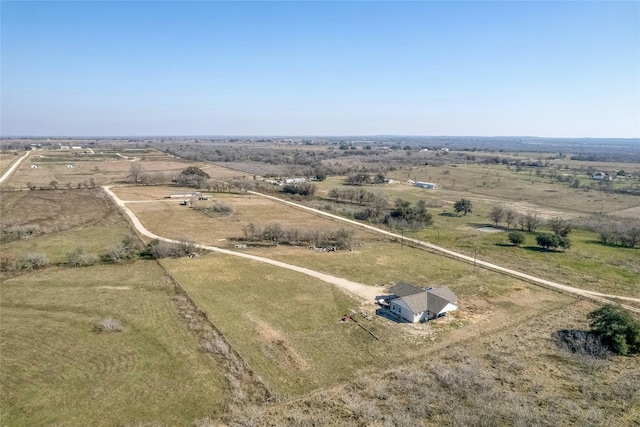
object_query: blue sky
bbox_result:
[1,1,638,137]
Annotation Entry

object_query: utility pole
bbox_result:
[474,246,478,270]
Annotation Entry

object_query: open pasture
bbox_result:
[0,189,121,230]
[261,298,639,426]
[0,151,23,176]
[2,149,201,188]
[162,251,566,398]
[384,163,640,215]
[117,187,372,246]
[0,262,229,427]
[0,189,131,263]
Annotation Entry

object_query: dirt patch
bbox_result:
[249,315,309,372]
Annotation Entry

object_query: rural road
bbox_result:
[102,186,381,303]
[102,185,639,313]
[0,150,31,185]
[245,191,640,312]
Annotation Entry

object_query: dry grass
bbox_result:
[0,189,130,263]
[383,163,640,214]
[162,251,570,398]
[124,190,370,246]
[2,149,205,188]
[260,299,640,426]
[162,254,407,395]
[0,262,230,427]
[0,151,22,175]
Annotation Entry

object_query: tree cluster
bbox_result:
[281,182,317,197]
[346,173,386,186]
[328,188,387,206]
[589,305,640,356]
[0,252,50,272]
[535,233,571,251]
[104,234,144,263]
[387,199,433,230]
[141,239,198,259]
[242,222,353,249]
[175,166,210,188]
[592,218,640,248]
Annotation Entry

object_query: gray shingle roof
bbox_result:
[390,283,459,315]
[399,292,430,314]
[427,286,458,304]
[389,281,424,297]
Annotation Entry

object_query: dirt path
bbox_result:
[0,150,31,185]
[102,186,379,303]
[102,185,639,313]
[247,191,640,313]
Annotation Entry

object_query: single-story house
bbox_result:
[591,172,610,181]
[168,192,201,199]
[387,281,458,323]
[284,177,306,184]
[415,181,437,189]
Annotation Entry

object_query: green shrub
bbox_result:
[589,305,640,355]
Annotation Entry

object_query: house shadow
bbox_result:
[375,307,409,324]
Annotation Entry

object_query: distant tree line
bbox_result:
[590,217,640,248]
[242,222,353,250]
[326,189,433,230]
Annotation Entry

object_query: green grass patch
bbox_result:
[162,254,411,396]
[0,262,228,427]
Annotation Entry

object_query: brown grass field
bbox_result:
[115,186,371,246]
[161,252,570,397]
[0,151,23,176]
[1,189,241,426]
[2,147,639,426]
[1,262,230,427]
[1,149,194,188]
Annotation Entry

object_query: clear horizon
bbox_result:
[2,1,639,138]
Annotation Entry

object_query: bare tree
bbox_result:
[524,213,541,232]
[504,209,516,229]
[488,206,504,226]
[127,163,145,184]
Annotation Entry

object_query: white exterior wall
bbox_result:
[437,302,458,316]
[390,299,423,323]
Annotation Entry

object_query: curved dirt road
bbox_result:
[102,186,380,303]
[246,191,640,313]
[102,185,639,313]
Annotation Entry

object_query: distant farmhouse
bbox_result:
[591,172,611,181]
[284,177,306,184]
[384,281,458,323]
[167,191,201,199]
[273,177,306,186]
[414,181,438,189]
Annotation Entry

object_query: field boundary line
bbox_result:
[153,259,274,402]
